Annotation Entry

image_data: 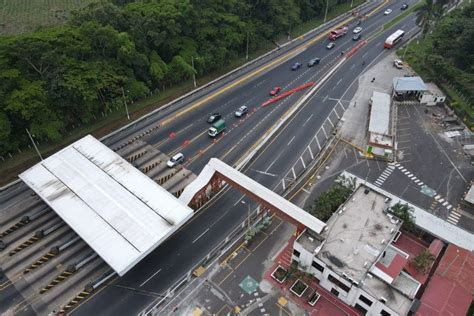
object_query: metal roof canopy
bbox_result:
[19,135,193,276]
[393,76,428,93]
[369,91,391,135]
[180,158,325,234]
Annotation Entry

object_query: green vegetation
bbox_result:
[412,250,435,273]
[401,3,474,129]
[0,0,97,35]
[0,0,361,184]
[306,175,355,221]
[389,203,416,232]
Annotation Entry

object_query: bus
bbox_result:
[384,30,405,48]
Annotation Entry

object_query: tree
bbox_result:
[389,203,416,232]
[412,250,435,273]
[307,181,354,221]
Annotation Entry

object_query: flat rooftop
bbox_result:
[316,186,401,283]
[19,135,194,276]
[361,273,413,315]
[369,91,391,136]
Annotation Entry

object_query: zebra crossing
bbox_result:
[374,164,396,187]
[391,163,460,224]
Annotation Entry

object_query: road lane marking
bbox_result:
[302,114,314,126]
[287,136,296,146]
[140,268,162,287]
[192,228,210,244]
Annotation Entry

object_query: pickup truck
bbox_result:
[208,119,226,137]
[328,26,348,40]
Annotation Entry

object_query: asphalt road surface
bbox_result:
[71,1,421,315]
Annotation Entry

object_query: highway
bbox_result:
[70,0,421,314]
[0,0,421,314]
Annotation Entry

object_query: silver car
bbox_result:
[235,106,248,117]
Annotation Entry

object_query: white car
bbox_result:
[167,153,184,168]
[384,9,393,15]
[393,59,403,69]
[353,26,362,34]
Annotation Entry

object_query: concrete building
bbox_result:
[367,91,393,158]
[291,186,421,315]
[420,82,446,106]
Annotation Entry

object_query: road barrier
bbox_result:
[261,82,315,107]
[0,207,49,238]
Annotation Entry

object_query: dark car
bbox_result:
[401,3,408,9]
[291,62,302,71]
[307,58,321,67]
[352,34,362,41]
[207,113,222,123]
[270,86,282,96]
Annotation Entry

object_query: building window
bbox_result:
[328,274,351,292]
[293,249,300,257]
[380,310,391,316]
[354,303,367,315]
[312,260,324,272]
[358,295,373,306]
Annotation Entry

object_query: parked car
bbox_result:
[326,42,335,49]
[353,26,362,34]
[384,8,393,15]
[353,34,362,41]
[167,153,184,168]
[207,113,222,123]
[307,58,321,67]
[401,3,409,10]
[291,62,302,70]
[270,86,282,96]
[393,59,403,69]
[234,105,248,117]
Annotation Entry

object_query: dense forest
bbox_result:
[0,0,348,155]
[409,2,474,123]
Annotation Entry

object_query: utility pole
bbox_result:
[191,56,197,88]
[246,32,249,61]
[324,0,329,23]
[121,87,130,120]
[26,128,43,161]
[351,0,354,8]
[402,42,410,60]
[241,200,251,233]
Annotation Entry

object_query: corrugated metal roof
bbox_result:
[19,135,193,276]
[180,158,326,234]
[369,91,391,135]
[393,76,428,92]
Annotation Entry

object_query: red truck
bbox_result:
[328,26,348,41]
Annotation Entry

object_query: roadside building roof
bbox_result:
[19,135,193,276]
[465,184,474,204]
[416,244,474,315]
[393,76,428,92]
[369,91,391,136]
[316,186,401,283]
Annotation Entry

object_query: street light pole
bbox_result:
[26,128,43,161]
[351,0,354,8]
[324,0,329,23]
[402,42,410,60]
[241,200,251,232]
[246,32,249,61]
[191,56,197,88]
[121,86,130,120]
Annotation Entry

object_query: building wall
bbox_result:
[292,239,400,316]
